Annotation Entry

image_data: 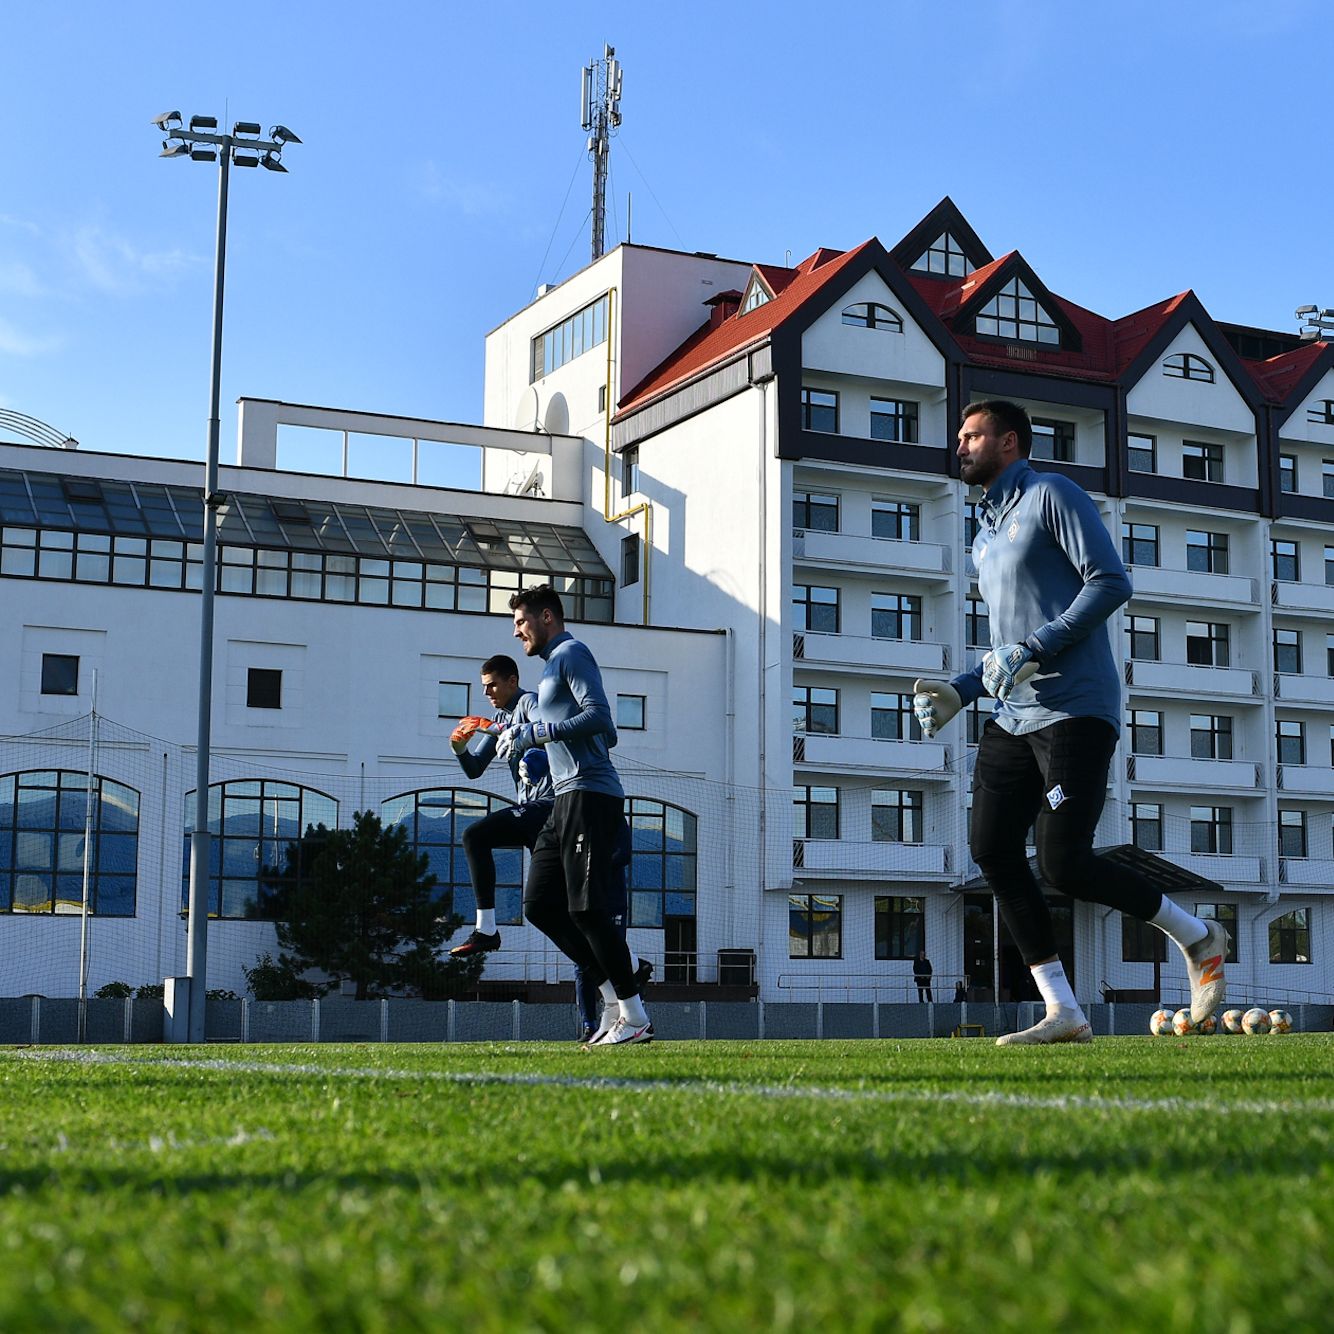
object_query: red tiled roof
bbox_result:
[1110,293,1193,373]
[1244,341,1329,400]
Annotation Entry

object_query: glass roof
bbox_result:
[0,469,612,578]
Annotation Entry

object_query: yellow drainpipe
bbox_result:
[601,285,652,624]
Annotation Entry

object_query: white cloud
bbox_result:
[0,317,61,357]
[69,224,201,295]
[0,260,48,299]
[415,162,510,216]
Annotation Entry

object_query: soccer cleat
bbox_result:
[577,1024,597,1044]
[449,929,501,958]
[1183,919,1228,1025]
[592,1017,654,1047]
[633,959,654,992]
[996,1006,1093,1046]
[581,1008,617,1048]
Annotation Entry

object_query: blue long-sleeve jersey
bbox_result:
[534,631,624,798]
[951,458,1132,734]
[455,689,555,806]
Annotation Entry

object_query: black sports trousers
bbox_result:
[523,790,638,998]
[969,717,1163,965]
[461,801,552,910]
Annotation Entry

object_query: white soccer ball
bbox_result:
[1172,1009,1199,1037]
[1220,1008,1245,1034]
[1196,1014,1217,1036]
[1268,1008,1294,1035]
[1241,1007,1272,1035]
[1150,1008,1176,1036]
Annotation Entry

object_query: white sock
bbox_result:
[1031,960,1079,1013]
[627,950,640,972]
[599,979,618,1007]
[475,909,496,935]
[619,992,649,1026]
[1149,897,1208,950]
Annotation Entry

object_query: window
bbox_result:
[382,787,522,926]
[1325,546,1334,587]
[39,653,79,696]
[841,302,902,331]
[1121,914,1166,963]
[616,694,646,731]
[1031,418,1075,462]
[792,685,838,735]
[1131,802,1163,852]
[1279,809,1308,859]
[625,798,697,928]
[1122,522,1159,566]
[622,445,639,498]
[1128,433,1157,474]
[437,681,469,720]
[793,786,839,840]
[530,293,609,381]
[1186,621,1229,668]
[974,276,1060,345]
[964,502,982,547]
[1163,352,1215,382]
[1190,806,1233,855]
[871,789,923,843]
[621,533,640,587]
[1274,628,1302,675]
[912,232,973,277]
[801,388,839,433]
[1182,440,1224,482]
[1196,904,1239,961]
[1279,454,1297,494]
[247,668,282,711]
[597,384,607,415]
[1126,615,1160,661]
[1328,632,1334,677]
[741,279,770,314]
[1325,460,1334,498]
[967,597,991,649]
[871,592,922,641]
[1186,530,1229,574]
[1271,539,1300,582]
[1268,908,1310,964]
[1308,400,1334,425]
[874,896,924,960]
[966,700,986,745]
[1,770,139,916]
[788,893,842,958]
[793,491,839,532]
[1130,710,1163,756]
[1190,714,1233,760]
[1276,719,1305,766]
[871,692,921,742]
[184,779,339,921]
[871,500,920,541]
[869,398,919,443]
[793,584,839,634]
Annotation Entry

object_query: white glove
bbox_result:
[497,721,551,761]
[912,679,962,739]
[981,643,1040,702]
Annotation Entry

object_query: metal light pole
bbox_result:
[154,111,300,1042]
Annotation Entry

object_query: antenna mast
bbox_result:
[581,44,623,262]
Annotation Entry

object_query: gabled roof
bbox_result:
[889,196,993,276]
[1245,340,1333,404]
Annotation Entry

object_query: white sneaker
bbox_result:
[591,1016,654,1047]
[1183,919,1228,1026]
[581,1008,617,1048]
[996,1006,1092,1046]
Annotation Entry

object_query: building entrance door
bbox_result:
[962,893,1074,1001]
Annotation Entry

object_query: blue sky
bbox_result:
[1,1,1330,474]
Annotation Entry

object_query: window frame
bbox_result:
[874,895,924,961]
[39,653,80,697]
[801,387,839,434]
[788,892,843,959]
[1163,352,1215,382]
[1268,908,1311,964]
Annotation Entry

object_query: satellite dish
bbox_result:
[514,386,540,431]
[542,392,569,436]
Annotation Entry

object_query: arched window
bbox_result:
[841,302,903,332]
[626,798,697,927]
[1306,399,1334,426]
[382,788,522,924]
[182,780,338,919]
[0,770,139,916]
[1162,352,1215,383]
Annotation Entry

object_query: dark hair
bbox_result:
[481,654,519,679]
[962,399,1032,457]
[508,583,565,620]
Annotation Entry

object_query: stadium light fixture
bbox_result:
[154,108,300,1043]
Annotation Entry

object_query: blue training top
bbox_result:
[455,689,555,806]
[534,631,624,799]
[951,458,1132,734]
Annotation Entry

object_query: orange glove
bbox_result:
[451,715,495,754]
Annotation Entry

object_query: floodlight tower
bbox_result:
[581,45,623,261]
[152,110,300,1042]
[1296,303,1334,340]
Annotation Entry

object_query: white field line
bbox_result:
[8,1048,1333,1119]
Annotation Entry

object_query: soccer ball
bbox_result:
[1268,1009,1294,1035]
[1196,1014,1217,1035]
[1220,1009,1245,1034]
[1241,1007,1271,1035]
[1150,1008,1176,1036]
[1172,1009,1199,1036]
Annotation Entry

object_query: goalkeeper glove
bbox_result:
[451,715,496,755]
[497,720,552,760]
[912,679,963,739]
[981,643,1040,702]
[518,748,550,786]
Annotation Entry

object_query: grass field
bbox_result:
[1,1036,1331,1332]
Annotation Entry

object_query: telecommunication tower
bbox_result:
[581,45,623,262]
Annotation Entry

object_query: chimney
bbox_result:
[705,289,743,329]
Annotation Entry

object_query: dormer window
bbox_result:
[841,302,903,332]
[910,232,974,277]
[974,277,1060,345]
[741,275,772,314]
[1163,352,1215,382]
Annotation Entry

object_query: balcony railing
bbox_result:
[1274,673,1334,706]
[794,731,949,774]
[1278,858,1334,889]
[795,631,947,674]
[792,838,951,878]
[1126,754,1262,790]
[793,529,951,577]
[1127,564,1259,608]
[1277,764,1334,797]
[1271,579,1334,614]
[1124,659,1260,698]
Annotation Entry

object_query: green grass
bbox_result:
[1,1036,1331,1332]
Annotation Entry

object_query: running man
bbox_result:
[913,400,1227,1045]
[499,584,653,1047]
